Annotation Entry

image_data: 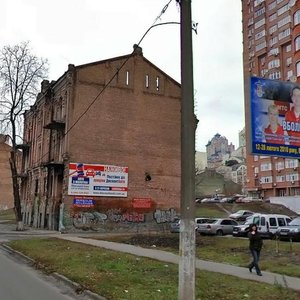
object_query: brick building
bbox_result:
[0,135,14,210]
[20,46,181,231]
[242,0,300,199]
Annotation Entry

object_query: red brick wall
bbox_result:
[65,54,181,218]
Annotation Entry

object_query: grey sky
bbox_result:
[0,0,244,151]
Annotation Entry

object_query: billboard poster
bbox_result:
[68,163,128,197]
[73,197,95,208]
[250,76,300,158]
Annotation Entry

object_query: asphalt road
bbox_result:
[0,246,92,300]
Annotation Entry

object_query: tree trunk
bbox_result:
[9,150,24,231]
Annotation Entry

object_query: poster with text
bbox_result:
[250,76,300,158]
[68,162,128,197]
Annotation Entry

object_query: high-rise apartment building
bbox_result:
[242,0,300,199]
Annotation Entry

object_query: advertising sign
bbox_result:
[250,76,300,158]
[73,198,95,208]
[68,163,128,197]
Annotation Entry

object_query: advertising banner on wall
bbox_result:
[68,163,128,197]
[250,76,300,158]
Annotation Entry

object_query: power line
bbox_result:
[32,0,178,167]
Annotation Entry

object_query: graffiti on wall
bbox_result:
[106,208,145,223]
[73,211,107,228]
[153,208,177,224]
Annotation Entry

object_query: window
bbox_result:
[269,71,281,79]
[255,29,266,40]
[278,15,291,28]
[296,36,300,51]
[276,161,284,170]
[268,47,279,56]
[261,176,272,183]
[268,59,280,69]
[260,163,272,171]
[286,44,292,52]
[269,218,277,226]
[287,57,292,66]
[269,36,278,47]
[156,76,160,91]
[255,18,266,29]
[277,0,284,4]
[248,17,254,26]
[268,1,276,10]
[286,173,299,181]
[278,28,291,40]
[276,175,285,182]
[125,71,129,85]
[261,217,266,226]
[278,218,285,226]
[269,13,277,22]
[254,0,265,7]
[285,159,298,168]
[256,41,267,52]
[254,155,259,161]
[254,7,265,18]
[269,24,277,34]
[145,75,149,88]
[294,10,300,26]
[287,70,294,79]
[297,62,300,77]
[278,4,289,16]
[254,167,259,174]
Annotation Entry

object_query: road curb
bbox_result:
[1,244,106,300]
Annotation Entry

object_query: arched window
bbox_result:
[295,36,300,51]
[296,61,300,77]
[294,10,300,26]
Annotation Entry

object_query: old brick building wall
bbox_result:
[21,47,181,231]
[0,135,14,210]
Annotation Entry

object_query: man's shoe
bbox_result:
[248,266,252,273]
[257,273,262,276]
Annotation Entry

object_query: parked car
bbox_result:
[170,217,210,233]
[170,218,180,233]
[233,213,292,238]
[220,197,235,203]
[229,210,254,221]
[276,217,300,241]
[197,218,238,236]
[195,217,210,230]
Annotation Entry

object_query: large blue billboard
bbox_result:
[250,76,300,158]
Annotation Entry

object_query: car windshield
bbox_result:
[289,218,300,226]
[235,210,243,214]
[206,219,218,224]
[244,219,253,225]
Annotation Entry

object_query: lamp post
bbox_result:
[178,0,196,299]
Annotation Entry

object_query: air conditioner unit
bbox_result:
[273,183,277,186]
[292,180,295,184]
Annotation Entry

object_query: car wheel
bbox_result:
[216,230,223,236]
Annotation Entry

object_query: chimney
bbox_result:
[133,44,143,56]
[41,80,50,93]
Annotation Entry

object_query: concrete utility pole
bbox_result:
[178,0,196,299]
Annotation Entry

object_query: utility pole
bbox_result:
[178,0,196,299]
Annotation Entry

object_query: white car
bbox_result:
[229,210,254,221]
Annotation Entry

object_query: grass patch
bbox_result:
[7,238,300,300]
[95,233,300,278]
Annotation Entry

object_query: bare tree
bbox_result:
[0,41,48,230]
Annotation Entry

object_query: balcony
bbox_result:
[44,119,65,130]
[42,161,64,171]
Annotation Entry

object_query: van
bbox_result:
[233,213,291,238]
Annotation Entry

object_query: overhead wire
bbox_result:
[30,0,178,167]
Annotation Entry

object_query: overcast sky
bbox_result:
[0,0,244,151]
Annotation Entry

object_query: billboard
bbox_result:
[250,76,300,158]
[68,163,128,197]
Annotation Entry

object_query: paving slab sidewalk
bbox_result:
[56,235,300,292]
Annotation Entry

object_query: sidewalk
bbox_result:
[56,235,300,292]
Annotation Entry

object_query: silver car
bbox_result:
[197,218,238,236]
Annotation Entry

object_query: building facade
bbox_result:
[20,47,181,231]
[0,135,15,210]
[242,0,300,199]
[206,133,235,169]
